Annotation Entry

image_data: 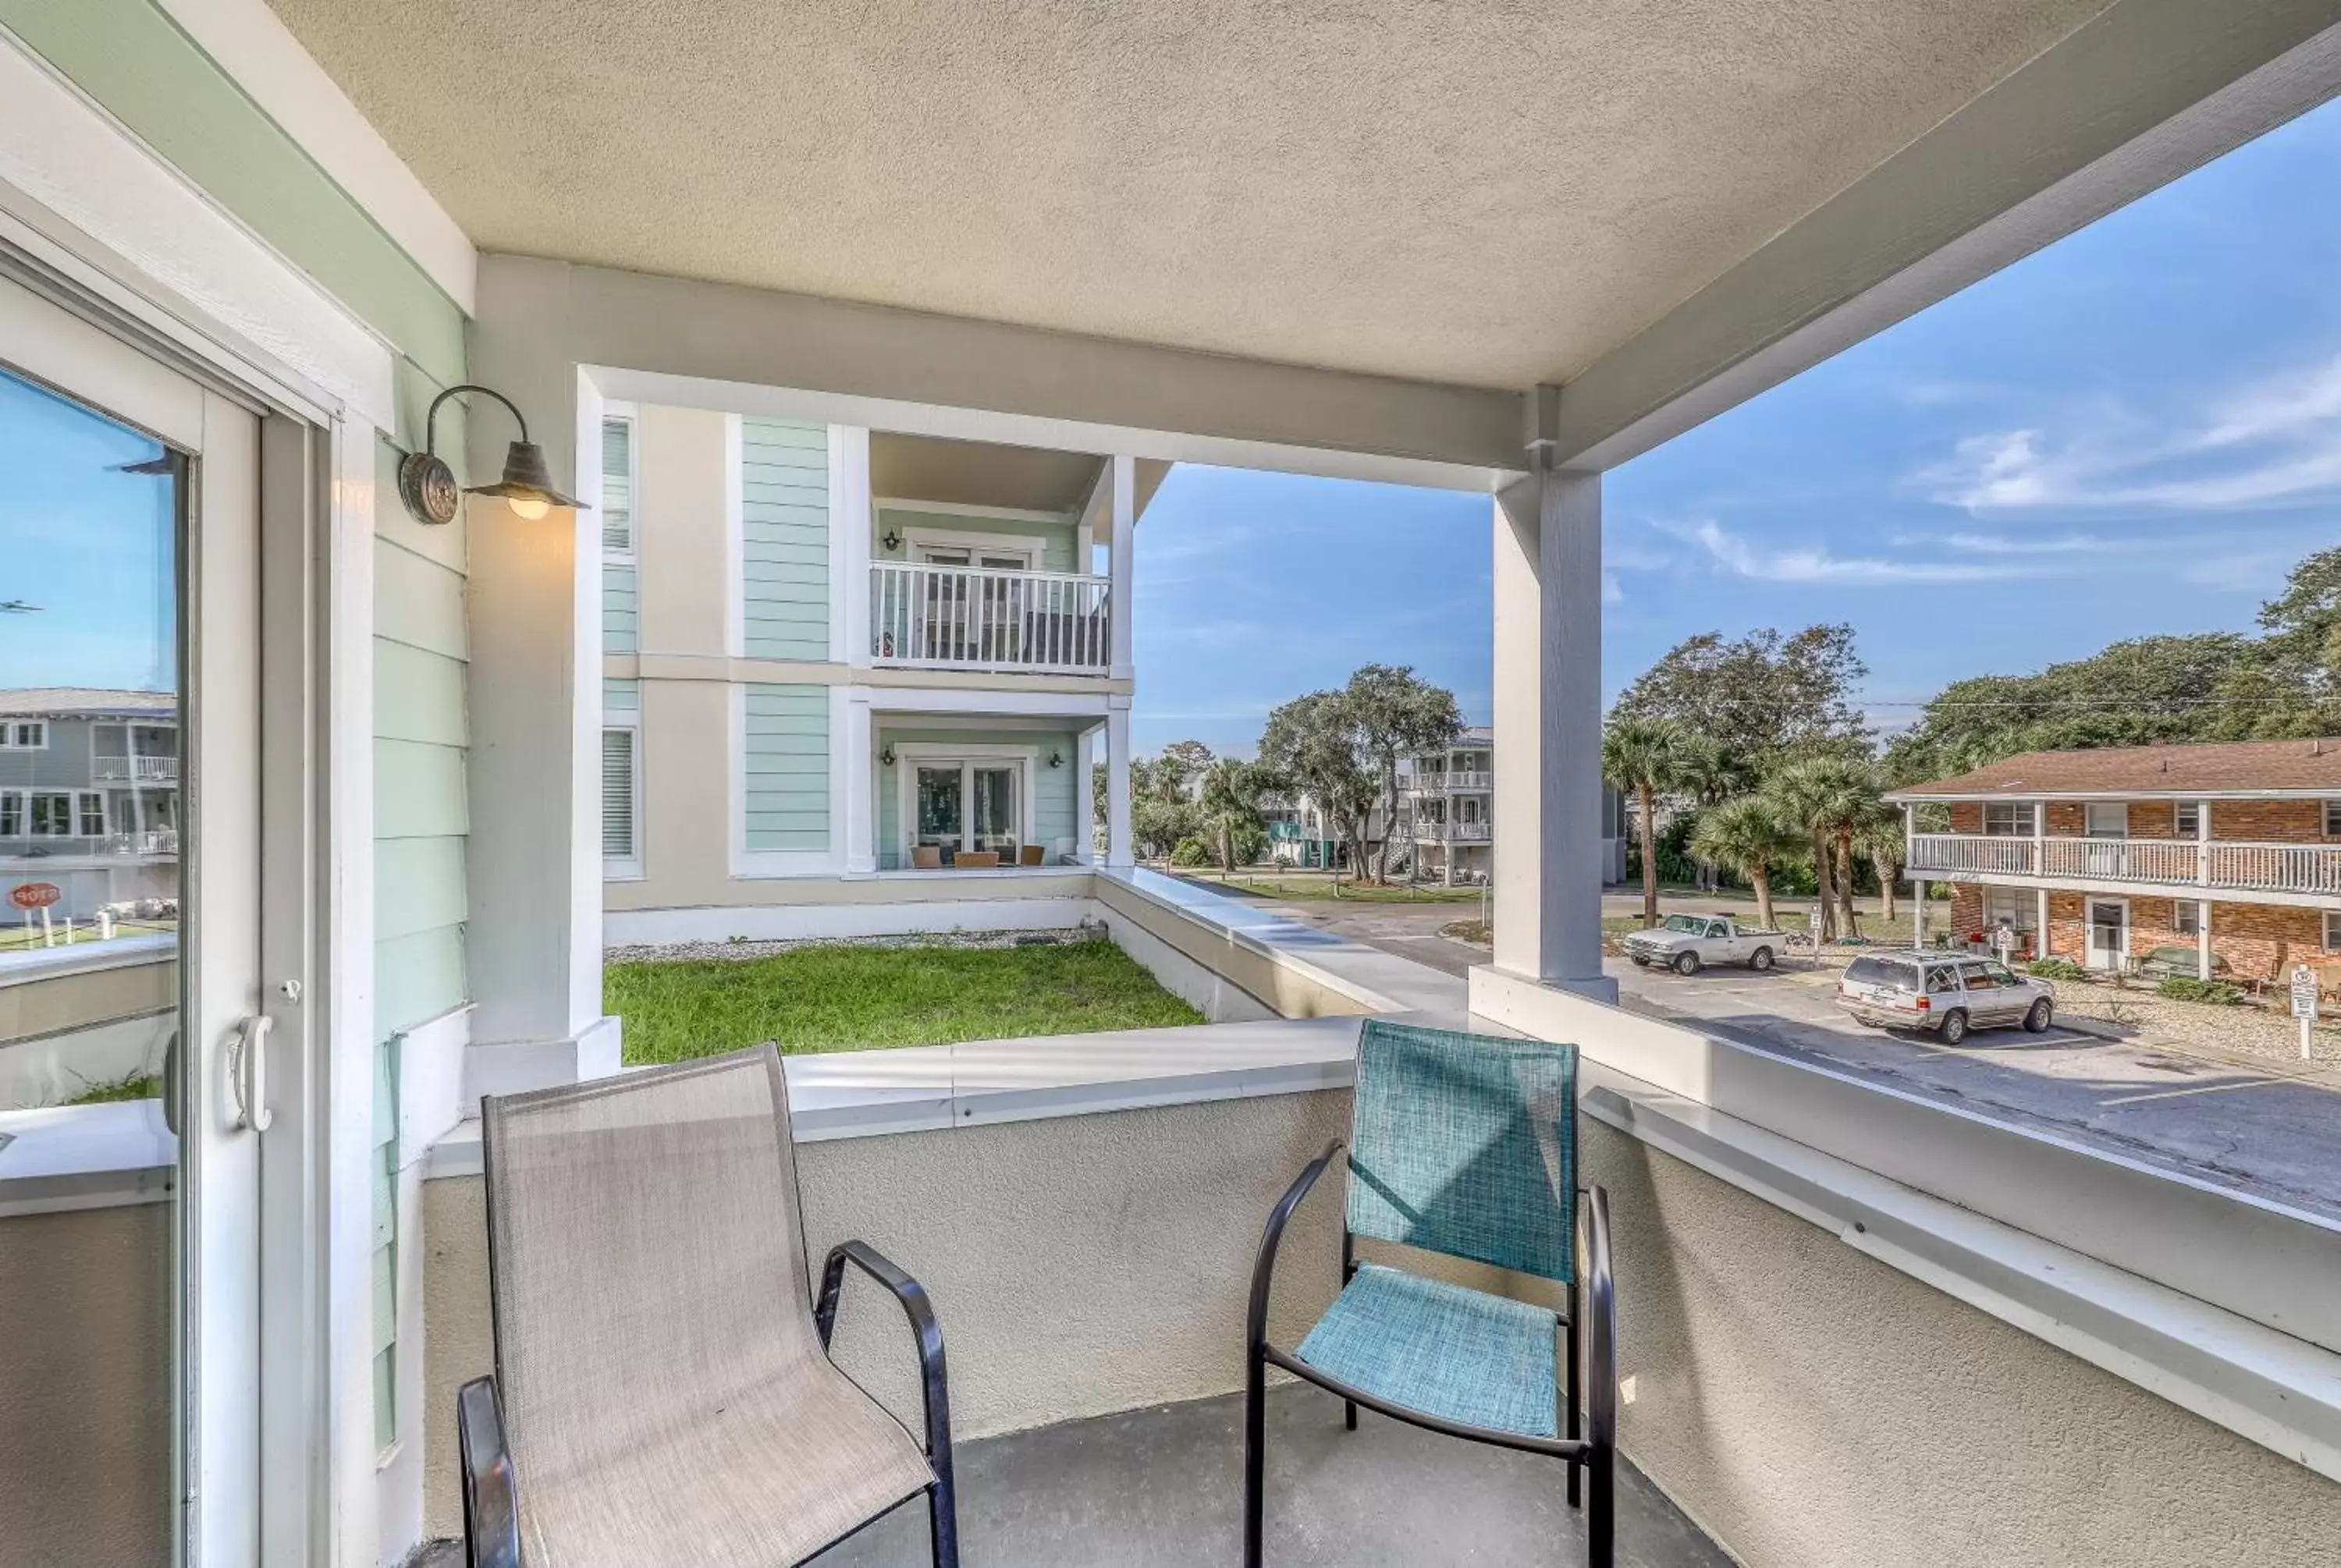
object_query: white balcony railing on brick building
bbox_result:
[869,562,1111,675]
[1908,833,2341,897]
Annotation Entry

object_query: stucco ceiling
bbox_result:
[268,0,2112,392]
[871,433,1169,516]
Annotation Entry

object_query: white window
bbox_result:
[76,791,105,837]
[1983,888,2037,932]
[2176,903,2201,937]
[2084,802,2128,839]
[2176,801,2201,836]
[600,414,636,557]
[0,719,47,749]
[2327,910,2341,953]
[601,726,640,871]
[0,791,21,836]
[1981,802,2035,837]
[27,791,76,835]
[897,748,1037,865]
[2325,799,2341,837]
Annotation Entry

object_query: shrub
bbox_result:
[2027,958,2089,982]
[1168,836,1213,867]
[2158,975,2242,1006]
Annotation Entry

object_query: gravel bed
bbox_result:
[607,922,1109,967]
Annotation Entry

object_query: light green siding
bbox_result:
[741,418,830,660]
[602,678,640,711]
[375,928,467,1042]
[876,726,1084,865]
[743,684,829,852]
[602,563,638,652]
[873,507,1078,573]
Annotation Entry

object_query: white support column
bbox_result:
[1108,453,1135,681]
[1106,701,1134,868]
[2196,797,2212,979]
[1076,724,1099,864]
[2037,887,2053,959]
[1483,431,1611,1001]
[461,359,622,1098]
[835,424,873,669]
[2198,899,2215,981]
[843,691,876,874]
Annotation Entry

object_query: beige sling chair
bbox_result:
[459,1045,958,1567]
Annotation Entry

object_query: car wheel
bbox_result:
[1939,1008,1970,1045]
[1671,951,1701,977]
[1749,946,1774,972]
[2024,998,2053,1034]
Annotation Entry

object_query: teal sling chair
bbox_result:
[1245,1019,1617,1566]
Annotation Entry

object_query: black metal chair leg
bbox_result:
[1566,1279,1582,1508]
[1341,1230,1359,1431]
[1244,1343,1268,1568]
[929,1476,959,1568]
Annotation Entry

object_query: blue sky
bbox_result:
[0,368,177,694]
[1132,98,2341,757]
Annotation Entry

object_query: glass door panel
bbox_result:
[0,279,262,1566]
[972,765,1018,855]
[916,764,964,860]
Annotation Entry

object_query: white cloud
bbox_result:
[2179,549,2297,594]
[1601,571,1624,604]
[1665,520,2041,584]
[1906,530,2113,555]
[1921,350,2341,513]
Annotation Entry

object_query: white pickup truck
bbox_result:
[1618,913,1787,975]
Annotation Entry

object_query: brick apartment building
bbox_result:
[1888,739,2341,983]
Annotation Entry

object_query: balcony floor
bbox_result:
[811,1385,1728,1568]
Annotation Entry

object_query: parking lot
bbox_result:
[1246,891,2341,1222]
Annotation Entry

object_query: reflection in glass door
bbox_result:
[0,360,184,1565]
[0,278,265,1566]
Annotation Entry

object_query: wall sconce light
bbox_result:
[880,745,896,767]
[1048,750,1064,768]
[397,383,588,526]
[880,528,903,552]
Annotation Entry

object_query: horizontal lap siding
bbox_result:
[743,419,829,661]
[602,678,639,711]
[372,517,468,1043]
[602,562,638,652]
[744,684,829,853]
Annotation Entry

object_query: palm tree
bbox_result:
[1765,756,1888,940]
[1864,812,1909,927]
[1602,716,1696,928]
[1689,796,1799,932]
[1197,757,1266,873]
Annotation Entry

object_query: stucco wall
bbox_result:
[0,1202,171,1568]
[418,1086,2341,1563]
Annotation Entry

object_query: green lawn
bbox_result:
[607,938,1206,1065]
[1180,871,1484,905]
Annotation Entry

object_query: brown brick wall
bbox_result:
[1948,883,1981,937]
[1948,803,1981,834]
[2035,890,2329,976]
[2126,801,2179,839]
[2209,799,2335,845]
[2044,890,2085,963]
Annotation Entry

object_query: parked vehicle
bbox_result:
[1619,913,1786,976]
[1836,952,2055,1045]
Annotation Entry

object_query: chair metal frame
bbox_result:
[457,1064,960,1568]
[1242,1140,1617,1567]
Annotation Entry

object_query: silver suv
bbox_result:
[1835,952,2055,1045]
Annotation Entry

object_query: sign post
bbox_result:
[9,882,60,947]
[2292,963,2319,1062]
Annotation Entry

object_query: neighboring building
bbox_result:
[0,688,180,921]
[1400,728,1628,886]
[597,406,1163,941]
[1890,739,2341,980]
[1261,791,1364,870]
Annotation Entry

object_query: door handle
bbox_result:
[229,1013,274,1133]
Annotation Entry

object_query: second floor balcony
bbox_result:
[90,755,177,783]
[870,560,1111,676]
[1409,769,1492,793]
[1909,832,2341,900]
[1414,819,1491,843]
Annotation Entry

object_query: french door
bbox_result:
[0,272,265,1564]
[2087,900,2129,972]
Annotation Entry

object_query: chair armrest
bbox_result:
[1579,1185,1618,1564]
[815,1240,955,1472]
[458,1375,521,1568]
[1247,1139,1345,1353]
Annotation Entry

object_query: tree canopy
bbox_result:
[1610,624,1868,779]
[1258,690,1381,876]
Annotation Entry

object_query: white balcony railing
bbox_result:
[91,756,178,782]
[1414,820,1491,843]
[1908,832,2341,896]
[869,562,1111,675]
[1404,770,1492,793]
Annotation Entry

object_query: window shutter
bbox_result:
[601,728,636,859]
[600,417,634,554]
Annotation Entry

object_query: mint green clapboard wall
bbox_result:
[744,684,829,852]
[742,418,831,658]
[872,507,1078,573]
[875,726,1084,861]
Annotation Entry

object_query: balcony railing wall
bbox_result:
[870,562,1111,675]
[1414,820,1491,843]
[1908,832,2341,896]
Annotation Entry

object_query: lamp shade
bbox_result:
[464,439,583,510]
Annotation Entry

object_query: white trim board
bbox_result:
[147,0,477,314]
[876,497,1075,525]
[605,894,1096,946]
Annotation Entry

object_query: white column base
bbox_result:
[1469,963,1621,1031]
[463,1013,624,1110]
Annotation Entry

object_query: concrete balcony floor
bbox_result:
[812,1385,1728,1568]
